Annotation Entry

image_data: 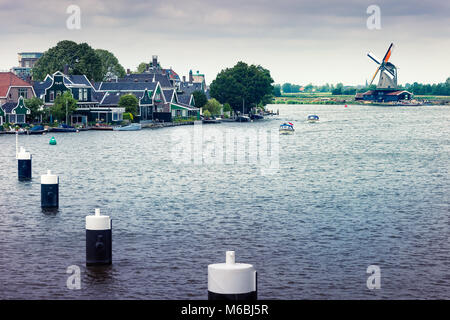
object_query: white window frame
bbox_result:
[16,114,25,123]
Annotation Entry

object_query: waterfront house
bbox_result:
[163,88,200,120]
[34,71,126,125]
[94,81,169,121]
[0,96,31,124]
[0,72,36,105]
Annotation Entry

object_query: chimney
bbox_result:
[189,70,193,83]
[183,76,186,83]
[127,68,130,75]
[152,55,158,69]
[146,64,149,72]
[64,64,69,75]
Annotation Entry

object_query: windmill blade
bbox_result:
[382,43,394,63]
[369,66,380,85]
[367,52,381,65]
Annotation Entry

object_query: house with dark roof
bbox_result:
[34,71,126,125]
[357,89,413,102]
[0,96,30,124]
[118,73,173,89]
[162,88,200,120]
[94,81,167,121]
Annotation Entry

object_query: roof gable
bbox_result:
[0,72,33,97]
[12,97,30,115]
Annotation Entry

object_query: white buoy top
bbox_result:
[208,251,257,294]
[41,170,59,184]
[86,208,111,230]
[16,146,31,160]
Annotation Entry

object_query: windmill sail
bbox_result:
[367,43,397,89]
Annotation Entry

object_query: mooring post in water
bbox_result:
[86,208,112,266]
[15,132,18,156]
[17,146,32,180]
[40,170,59,208]
[208,251,257,300]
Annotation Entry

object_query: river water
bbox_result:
[0,104,449,299]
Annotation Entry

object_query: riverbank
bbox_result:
[273,93,450,106]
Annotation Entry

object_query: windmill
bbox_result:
[367,43,397,90]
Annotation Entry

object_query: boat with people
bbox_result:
[113,123,142,131]
[50,124,77,133]
[27,125,47,135]
[279,122,295,135]
[307,115,319,123]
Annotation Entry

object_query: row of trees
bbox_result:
[276,83,334,94]
[274,77,450,96]
[405,79,450,95]
[32,40,126,81]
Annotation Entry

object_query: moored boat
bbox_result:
[90,123,114,130]
[27,125,48,135]
[113,123,142,131]
[279,122,295,135]
[4,128,27,134]
[250,114,264,120]
[50,124,77,132]
[236,115,250,122]
[203,117,222,124]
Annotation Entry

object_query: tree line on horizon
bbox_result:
[273,78,450,96]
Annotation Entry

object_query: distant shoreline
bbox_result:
[272,94,450,106]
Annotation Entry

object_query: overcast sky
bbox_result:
[0,0,448,85]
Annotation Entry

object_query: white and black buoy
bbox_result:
[86,208,112,266]
[208,251,257,300]
[40,170,59,208]
[17,146,32,180]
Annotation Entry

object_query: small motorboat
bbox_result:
[279,122,295,135]
[236,115,250,122]
[5,127,27,134]
[113,123,142,131]
[250,113,264,120]
[307,115,319,123]
[203,117,222,124]
[90,123,114,130]
[50,124,77,132]
[28,125,47,135]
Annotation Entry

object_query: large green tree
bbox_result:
[25,97,44,122]
[50,91,78,123]
[95,49,126,81]
[118,94,139,117]
[203,98,222,116]
[135,62,148,73]
[32,40,103,81]
[273,84,281,97]
[209,61,274,113]
[192,90,207,108]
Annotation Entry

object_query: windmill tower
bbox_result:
[367,43,397,90]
